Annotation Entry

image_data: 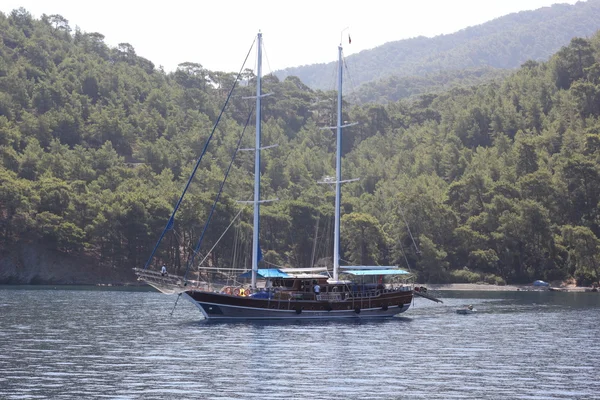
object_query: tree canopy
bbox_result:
[2,8,600,286]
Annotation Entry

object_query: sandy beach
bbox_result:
[421,283,522,291]
[420,283,597,292]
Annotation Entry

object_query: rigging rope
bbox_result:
[194,202,249,274]
[343,53,360,99]
[170,293,182,316]
[310,213,320,268]
[399,204,420,255]
[143,37,256,270]
[231,222,241,286]
[398,241,413,273]
[183,108,254,281]
[263,259,285,269]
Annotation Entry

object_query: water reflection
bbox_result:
[195,315,414,328]
[0,287,598,399]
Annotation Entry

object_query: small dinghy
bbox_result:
[456,305,475,314]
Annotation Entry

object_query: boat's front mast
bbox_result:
[251,32,263,290]
[333,44,343,282]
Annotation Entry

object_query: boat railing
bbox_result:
[316,293,342,301]
[133,268,210,294]
[345,289,382,299]
[344,286,412,299]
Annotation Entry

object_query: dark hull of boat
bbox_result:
[183,290,413,320]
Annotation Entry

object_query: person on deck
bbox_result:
[314,282,320,297]
[161,265,167,276]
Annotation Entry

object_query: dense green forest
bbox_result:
[2,8,600,286]
[279,0,600,103]
[349,67,510,104]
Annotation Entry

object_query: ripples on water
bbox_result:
[0,287,599,399]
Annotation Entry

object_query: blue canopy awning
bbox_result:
[238,269,290,279]
[342,269,410,276]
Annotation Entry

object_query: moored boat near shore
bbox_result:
[135,32,415,320]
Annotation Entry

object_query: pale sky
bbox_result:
[1,0,581,74]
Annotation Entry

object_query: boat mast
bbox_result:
[333,43,343,282]
[251,32,263,289]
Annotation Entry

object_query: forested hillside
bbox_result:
[1,8,600,286]
[279,0,600,102]
[349,67,510,104]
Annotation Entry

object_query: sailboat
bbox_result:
[135,32,414,320]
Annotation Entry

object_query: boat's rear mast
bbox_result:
[333,43,343,282]
[251,32,263,290]
[331,42,358,282]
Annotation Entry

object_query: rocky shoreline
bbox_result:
[1,245,597,292]
[0,244,137,286]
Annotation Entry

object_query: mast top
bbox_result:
[339,27,349,47]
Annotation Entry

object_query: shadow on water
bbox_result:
[189,315,413,329]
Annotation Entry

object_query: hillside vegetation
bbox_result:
[349,67,511,104]
[279,0,600,103]
[1,8,600,286]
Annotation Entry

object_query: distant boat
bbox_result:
[548,287,566,292]
[135,32,415,320]
[456,305,475,315]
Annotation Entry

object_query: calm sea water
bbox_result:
[0,286,599,400]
